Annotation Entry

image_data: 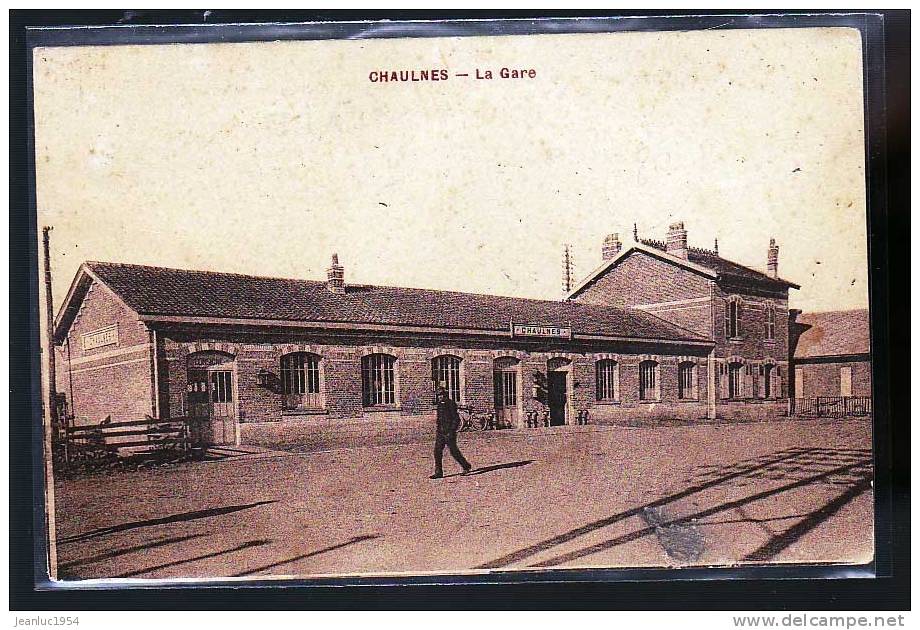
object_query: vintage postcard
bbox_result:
[32,21,874,582]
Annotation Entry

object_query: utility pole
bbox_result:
[43,226,58,428]
[41,226,61,579]
[562,244,575,294]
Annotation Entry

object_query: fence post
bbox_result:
[63,427,70,466]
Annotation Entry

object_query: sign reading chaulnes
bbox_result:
[510,322,573,340]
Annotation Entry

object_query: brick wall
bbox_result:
[571,250,795,405]
[54,281,151,424]
[61,359,153,425]
[589,354,711,424]
[399,349,434,416]
[710,285,791,403]
[53,275,791,443]
[712,285,789,362]
[153,328,747,448]
[464,353,496,414]
[573,251,713,337]
[793,360,872,398]
[575,251,712,308]
[570,358,595,411]
[322,352,364,418]
[521,355,546,418]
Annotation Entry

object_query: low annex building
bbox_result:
[790,309,872,401]
[52,222,800,448]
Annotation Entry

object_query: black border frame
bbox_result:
[10,9,910,610]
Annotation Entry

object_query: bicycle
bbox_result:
[457,405,495,432]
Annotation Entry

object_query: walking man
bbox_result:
[430,386,473,479]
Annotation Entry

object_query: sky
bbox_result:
[33,27,869,315]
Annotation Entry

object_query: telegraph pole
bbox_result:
[41,226,61,578]
[562,244,574,294]
[43,226,58,427]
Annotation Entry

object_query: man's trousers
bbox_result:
[434,431,471,475]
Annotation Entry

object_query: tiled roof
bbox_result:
[78,261,709,343]
[794,309,871,358]
[639,239,799,290]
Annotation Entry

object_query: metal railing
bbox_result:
[793,396,871,418]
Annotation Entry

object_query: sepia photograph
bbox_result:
[30,19,877,583]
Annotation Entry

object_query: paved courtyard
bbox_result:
[52,418,873,580]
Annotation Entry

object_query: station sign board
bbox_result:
[510,322,573,339]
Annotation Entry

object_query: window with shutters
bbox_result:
[678,362,697,400]
[281,352,324,410]
[431,355,462,402]
[762,364,774,398]
[639,360,660,401]
[764,304,776,340]
[362,353,398,407]
[727,362,744,399]
[595,360,620,402]
[725,297,742,339]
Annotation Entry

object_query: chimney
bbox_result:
[767,238,779,278]
[602,233,622,261]
[665,221,688,259]
[326,253,345,293]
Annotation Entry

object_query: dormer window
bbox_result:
[725,297,742,339]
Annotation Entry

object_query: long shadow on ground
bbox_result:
[475,447,871,569]
[442,460,534,478]
[116,539,273,578]
[58,500,278,545]
[231,534,381,577]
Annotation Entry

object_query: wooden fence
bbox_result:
[62,416,194,463]
[793,396,872,418]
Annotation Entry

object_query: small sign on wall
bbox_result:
[82,323,118,351]
[511,322,573,339]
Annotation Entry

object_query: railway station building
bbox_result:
[52,222,800,448]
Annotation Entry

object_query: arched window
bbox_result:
[280,352,323,410]
[678,361,697,400]
[639,360,660,401]
[362,353,397,407]
[595,359,620,401]
[432,355,462,402]
[764,304,776,340]
[725,297,742,339]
